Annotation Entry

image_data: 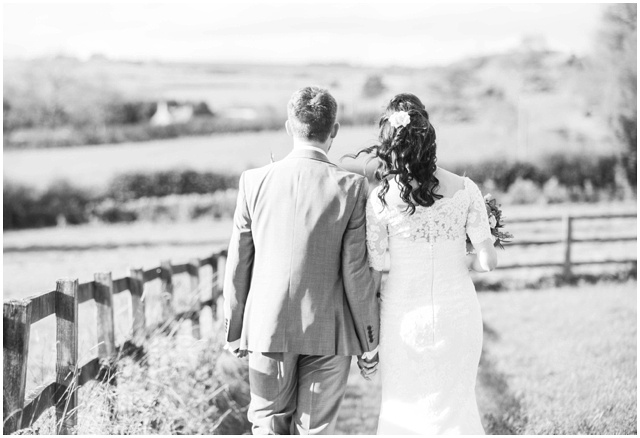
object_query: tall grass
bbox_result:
[17,265,252,435]
[21,330,251,434]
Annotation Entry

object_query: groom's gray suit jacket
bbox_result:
[223,147,379,356]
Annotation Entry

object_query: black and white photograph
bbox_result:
[2,1,637,435]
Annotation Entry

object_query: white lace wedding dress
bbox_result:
[366,176,491,435]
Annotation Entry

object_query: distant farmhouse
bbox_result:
[150,101,195,126]
[150,100,263,126]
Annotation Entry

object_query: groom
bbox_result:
[223,86,380,434]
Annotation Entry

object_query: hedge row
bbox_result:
[3,180,94,229]
[450,154,628,192]
[106,170,239,201]
[3,154,636,230]
[93,191,238,223]
[3,169,238,230]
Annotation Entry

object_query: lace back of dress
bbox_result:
[386,178,471,244]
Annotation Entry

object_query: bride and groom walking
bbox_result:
[223,86,498,435]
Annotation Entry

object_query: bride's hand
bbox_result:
[465,253,475,271]
[357,354,379,380]
[233,349,249,359]
[466,238,497,272]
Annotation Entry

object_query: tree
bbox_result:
[596,4,637,186]
[362,75,387,99]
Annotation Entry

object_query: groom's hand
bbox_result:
[232,348,249,359]
[357,353,379,381]
[224,341,248,359]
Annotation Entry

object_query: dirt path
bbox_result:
[335,361,381,434]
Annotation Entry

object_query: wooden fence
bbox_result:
[497,212,636,276]
[368,212,636,277]
[3,250,227,435]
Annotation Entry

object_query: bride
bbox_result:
[360,93,497,434]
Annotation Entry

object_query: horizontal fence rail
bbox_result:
[498,212,636,274]
[3,250,227,435]
[374,212,636,275]
[506,212,637,224]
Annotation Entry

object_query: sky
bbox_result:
[3,2,607,67]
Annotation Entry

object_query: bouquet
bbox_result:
[466,194,513,250]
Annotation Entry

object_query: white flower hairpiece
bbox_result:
[388,111,411,128]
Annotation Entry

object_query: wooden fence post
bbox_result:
[3,300,32,434]
[94,273,117,421]
[210,253,219,319]
[187,259,201,339]
[214,253,226,320]
[129,268,146,345]
[562,214,573,279]
[160,260,174,324]
[94,273,116,364]
[216,253,226,294]
[55,278,78,435]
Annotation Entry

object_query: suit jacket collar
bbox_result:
[286,147,333,165]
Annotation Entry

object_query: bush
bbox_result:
[106,170,239,201]
[452,154,631,198]
[105,101,157,125]
[540,153,618,191]
[3,180,93,229]
[362,75,387,99]
[92,191,238,223]
[91,198,139,223]
[504,178,544,204]
[541,177,572,204]
[4,182,41,229]
[452,160,548,192]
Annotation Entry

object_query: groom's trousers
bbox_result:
[248,352,351,435]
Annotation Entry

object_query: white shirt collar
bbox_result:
[293,142,329,157]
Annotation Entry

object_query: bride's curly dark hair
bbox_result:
[350,93,441,214]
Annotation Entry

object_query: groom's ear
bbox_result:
[285,119,293,137]
[330,122,340,139]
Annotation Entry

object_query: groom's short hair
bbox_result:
[287,86,337,142]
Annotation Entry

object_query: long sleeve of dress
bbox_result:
[464,178,492,245]
[366,191,388,271]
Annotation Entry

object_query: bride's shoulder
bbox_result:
[367,183,381,198]
[366,183,398,215]
[435,167,469,193]
[366,184,380,204]
[367,179,397,198]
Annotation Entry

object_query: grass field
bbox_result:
[477,282,637,434]
[3,119,618,191]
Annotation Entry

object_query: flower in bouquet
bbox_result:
[467,193,513,250]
